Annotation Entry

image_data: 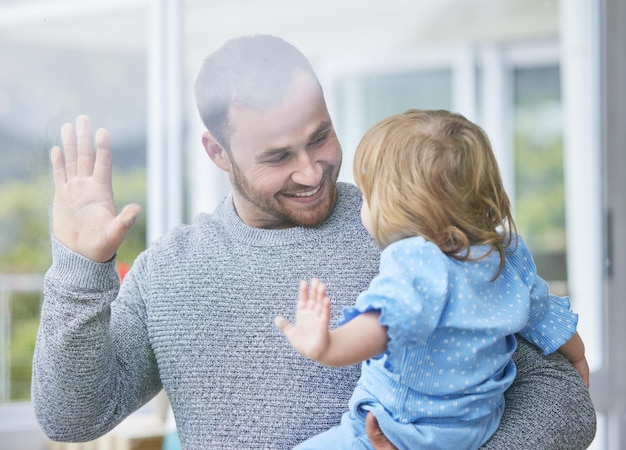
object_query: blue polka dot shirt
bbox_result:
[341,234,578,423]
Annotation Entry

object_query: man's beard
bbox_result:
[229,160,339,228]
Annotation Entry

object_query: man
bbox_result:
[33,35,596,449]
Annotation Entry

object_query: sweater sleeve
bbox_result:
[480,336,597,449]
[31,239,162,442]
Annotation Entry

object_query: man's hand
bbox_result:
[51,115,141,262]
[366,413,397,450]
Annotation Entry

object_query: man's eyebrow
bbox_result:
[310,121,332,140]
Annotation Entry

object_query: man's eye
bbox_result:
[309,134,327,148]
[269,153,289,164]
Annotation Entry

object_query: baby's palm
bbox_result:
[275,279,331,362]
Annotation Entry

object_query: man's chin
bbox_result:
[289,204,334,227]
[279,183,337,227]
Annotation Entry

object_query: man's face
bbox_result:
[222,71,342,229]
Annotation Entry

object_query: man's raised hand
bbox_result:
[51,115,141,262]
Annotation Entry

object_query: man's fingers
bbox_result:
[76,115,95,178]
[91,203,140,263]
[117,203,141,233]
[50,146,67,187]
[61,122,78,179]
[109,203,141,245]
[93,128,113,184]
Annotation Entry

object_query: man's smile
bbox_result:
[290,183,322,198]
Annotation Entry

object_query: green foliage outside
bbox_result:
[111,169,148,266]
[512,66,566,256]
[514,127,566,253]
[8,293,41,401]
[0,179,54,274]
[0,168,146,401]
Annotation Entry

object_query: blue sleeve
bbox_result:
[340,237,450,357]
[510,237,578,354]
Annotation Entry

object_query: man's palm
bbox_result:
[51,116,140,262]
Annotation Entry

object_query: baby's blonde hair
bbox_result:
[353,109,516,277]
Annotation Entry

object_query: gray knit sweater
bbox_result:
[32,183,596,449]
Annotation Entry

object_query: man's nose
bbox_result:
[292,152,322,186]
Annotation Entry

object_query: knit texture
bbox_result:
[32,182,596,449]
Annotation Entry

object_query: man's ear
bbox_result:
[202,131,232,172]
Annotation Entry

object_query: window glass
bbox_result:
[334,69,453,181]
[356,70,453,126]
[334,62,567,290]
[512,65,566,285]
[0,41,147,403]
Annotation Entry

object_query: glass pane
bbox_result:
[358,70,453,126]
[0,35,147,404]
[334,69,453,182]
[336,69,453,133]
[512,66,566,288]
[0,289,41,402]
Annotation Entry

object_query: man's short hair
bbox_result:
[194,34,319,151]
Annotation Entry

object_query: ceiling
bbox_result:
[0,0,559,68]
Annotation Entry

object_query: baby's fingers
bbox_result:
[274,316,292,334]
[296,280,310,310]
[313,280,327,302]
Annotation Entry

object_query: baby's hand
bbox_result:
[274,278,331,362]
[570,356,590,388]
